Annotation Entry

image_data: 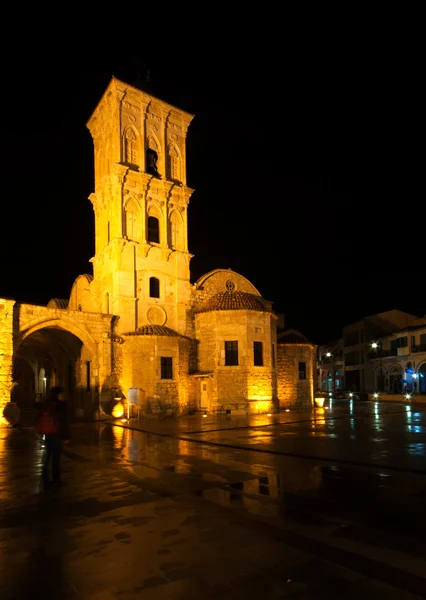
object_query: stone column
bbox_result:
[0,299,16,419]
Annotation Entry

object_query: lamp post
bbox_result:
[371,342,383,392]
[326,352,334,392]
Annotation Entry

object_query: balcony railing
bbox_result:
[412,344,426,353]
[318,355,344,364]
[370,348,398,358]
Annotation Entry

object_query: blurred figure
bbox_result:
[42,386,69,487]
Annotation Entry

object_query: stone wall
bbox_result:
[277,344,314,409]
[119,334,193,408]
[0,299,16,417]
[195,309,276,410]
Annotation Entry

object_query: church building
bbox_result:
[0,77,315,421]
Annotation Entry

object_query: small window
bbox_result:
[161,357,173,379]
[398,336,408,348]
[149,277,160,298]
[272,343,276,367]
[255,327,261,333]
[148,216,160,243]
[299,361,307,380]
[225,341,238,366]
[254,341,263,366]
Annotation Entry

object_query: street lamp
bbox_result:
[371,342,384,392]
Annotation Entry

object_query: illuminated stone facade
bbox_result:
[0,78,314,419]
[276,330,316,409]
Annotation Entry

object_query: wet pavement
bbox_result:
[1,400,426,598]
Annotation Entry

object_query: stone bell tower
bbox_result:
[86,77,194,334]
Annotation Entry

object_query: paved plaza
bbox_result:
[1,400,426,598]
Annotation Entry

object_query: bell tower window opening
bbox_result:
[149,277,160,298]
[148,216,160,243]
[146,147,160,178]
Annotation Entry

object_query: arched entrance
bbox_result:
[13,325,98,420]
[389,365,402,394]
[418,363,426,394]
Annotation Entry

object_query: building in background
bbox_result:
[317,310,426,394]
[316,339,344,391]
[368,324,426,394]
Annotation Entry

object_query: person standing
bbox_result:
[42,386,69,486]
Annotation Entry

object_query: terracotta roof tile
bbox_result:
[125,325,182,337]
[197,291,268,313]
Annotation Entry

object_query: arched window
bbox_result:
[149,277,160,298]
[147,215,160,243]
[389,365,402,393]
[169,210,181,249]
[168,145,181,181]
[419,363,426,394]
[124,128,138,166]
[125,199,141,241]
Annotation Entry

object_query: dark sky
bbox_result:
[1,40,422,345]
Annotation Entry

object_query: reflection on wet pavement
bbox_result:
[1,400,426,598]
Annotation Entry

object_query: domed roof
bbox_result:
[197,291,268,313]
[125,325,182,337]
[277,329,310,344]
[47,298,69,309]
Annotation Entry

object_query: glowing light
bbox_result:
[324,406,329,410]
[349,392,353,398]
[326,352,332,357]
[285,409,290,412]
[328,392,332,396]
[315,397,325,408]
[412,373,417,379]
[267,413,272,416]
[406,394,411,400]
[371,342,378,349]
[112,402,124,418]
[121,418,127,423]
[373,393,379,399]
[254,400,271,413]
[202,413,208,418]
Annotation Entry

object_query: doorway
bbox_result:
[200,380,209,411]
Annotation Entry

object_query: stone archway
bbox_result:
[418,363,426,394]
[13,325,97,420]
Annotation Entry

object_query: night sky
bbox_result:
[1,42,422,345]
